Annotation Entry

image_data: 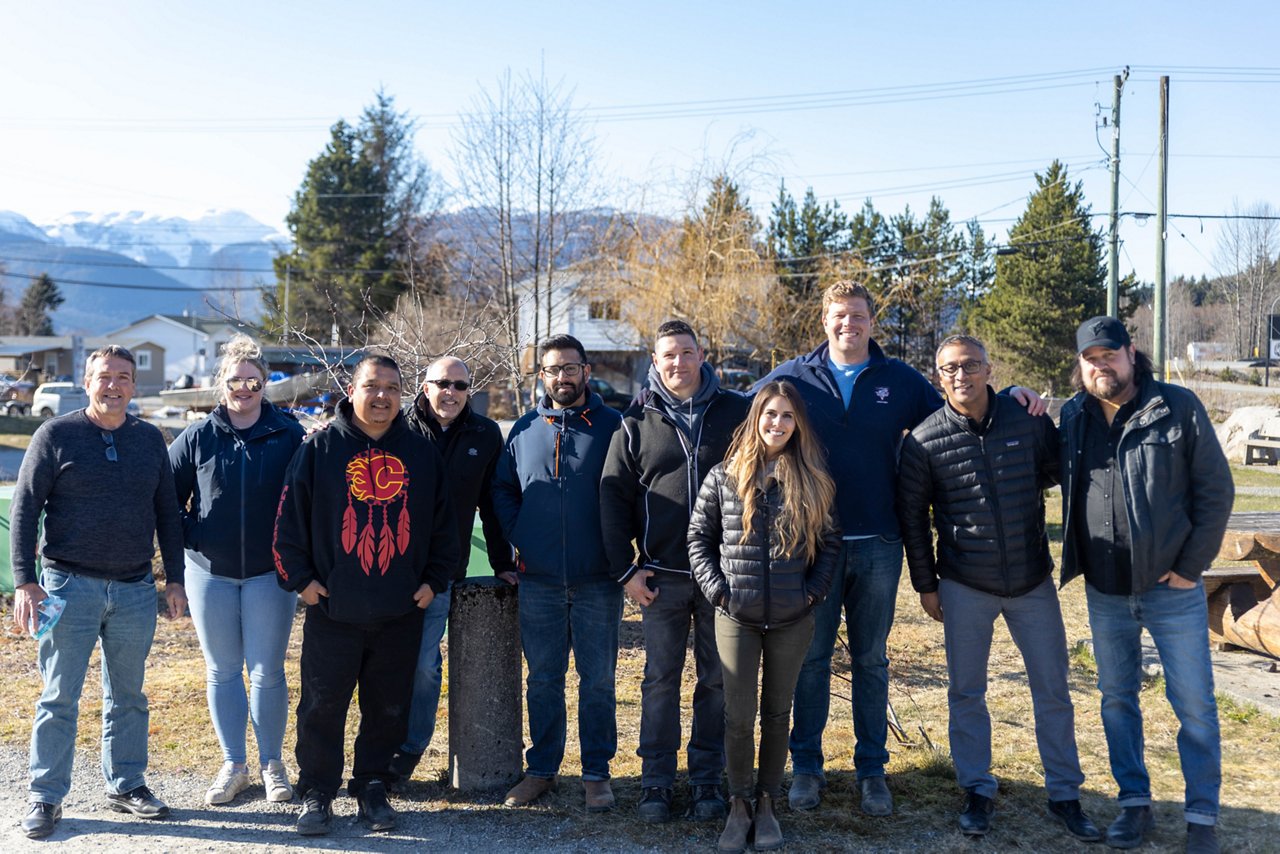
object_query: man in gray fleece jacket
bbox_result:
[11,345,186,840]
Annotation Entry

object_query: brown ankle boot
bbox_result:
[717,796,753,852]
[753,792,783,850]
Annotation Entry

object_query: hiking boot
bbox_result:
[717,796,753,853]
[692,783,728,820]
[637,786,672,822]
[22,802,61,839]
[753,791,783,850]
[1185,823,1220,854]
[584,779,615,812]
[355,780,397,832]
[106,785,170,818]
[261,759,294,803]
[859,775,894,816]
[958,789,995,836]
[1048,798,1103,842]
[386,749,422,793]
[1105,805,1154,849]
[296,791,333,836]
[205,761,250,806]
[788,773,822,811]
[503,775,556,807]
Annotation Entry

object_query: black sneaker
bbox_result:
[106,785,170,819]
[1047,798,1103,842]
[637,786,671,823]
[296,791,334,836]
[958,789,994,836]
[22,802,62,839]
[386,750,422,793]
[691,784,728,821]
[355,780,397,832]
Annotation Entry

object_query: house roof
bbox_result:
[109,314,252,338]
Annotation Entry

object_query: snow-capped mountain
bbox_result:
[42,209,286,267]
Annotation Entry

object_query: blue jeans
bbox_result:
[401,583,452,754]
[185,561,297,766]
[939,578,1084,801]
[636,575,723,789]
[518,579,622,780]
[790,536,903,781]
[29,569,158,805]
[1086,580,1220,826]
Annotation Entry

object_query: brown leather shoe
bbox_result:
[583,779,616,812]
[503,775,556,807]
[717,796,753,853]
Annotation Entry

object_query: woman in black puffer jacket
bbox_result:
[688,380,839,853]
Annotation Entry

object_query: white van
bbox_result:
[32,382,89,418]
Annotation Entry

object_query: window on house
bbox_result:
[136,350,152,371]
[588,300,620,321]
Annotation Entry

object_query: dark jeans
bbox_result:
[717,613,814,799]
[637,575,724,789]
[295,605,424,798]
[790,536,903,781]
[518,578,623,780]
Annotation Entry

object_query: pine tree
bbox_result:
[18,273,64,336]
[269,92,435,341]
[767,183,850,356]
[971,160,1131,393]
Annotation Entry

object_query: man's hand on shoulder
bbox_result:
[624,569,657,607]
[1010,387,1048,417]
[164,582,187,620]
[299,580,329,606]
[13,582,47,634]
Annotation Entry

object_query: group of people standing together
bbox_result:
[12,278,1231,854]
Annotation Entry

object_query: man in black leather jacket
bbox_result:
[1058,317,1231,854]
[897,335,1100,842]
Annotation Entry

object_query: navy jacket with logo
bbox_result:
[756,340,942,538]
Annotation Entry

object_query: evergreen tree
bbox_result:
[767,183,849,355]
[18,273,63,336]
[269,92,435,341]
[971,160,1132,393]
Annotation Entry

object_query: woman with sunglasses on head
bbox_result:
[688,381,840,852]
[169,334,306,806]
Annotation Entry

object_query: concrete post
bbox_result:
[448,577,523,791]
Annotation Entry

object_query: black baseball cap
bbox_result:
[1076,316,1131,353]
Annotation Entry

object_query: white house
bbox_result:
[513,267,647,391]
[107,314,249,386]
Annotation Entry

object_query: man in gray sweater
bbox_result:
[11,345,186,840]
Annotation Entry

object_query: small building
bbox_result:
[0,336,166,393]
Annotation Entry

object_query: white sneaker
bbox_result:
[205,762,250,805]
[261,759,294,803]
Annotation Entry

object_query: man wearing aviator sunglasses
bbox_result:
[385,356,514,789]
[12,345,187,839]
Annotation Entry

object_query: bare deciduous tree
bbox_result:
[1214,200,1279,359]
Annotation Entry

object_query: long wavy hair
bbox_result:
[724,380,836,564]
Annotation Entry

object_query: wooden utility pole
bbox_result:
[1154,76,1170,380]
[1107,68,1129,318]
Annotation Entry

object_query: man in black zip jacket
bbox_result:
[600,320,749,823]
[387,355,515,788]
[273,355,459,836]
[897,335,1100,842]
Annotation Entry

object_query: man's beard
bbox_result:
[1087,372,1131,401]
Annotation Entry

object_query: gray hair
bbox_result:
[935,334,988,364]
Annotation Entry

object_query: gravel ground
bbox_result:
[0,745,664,852]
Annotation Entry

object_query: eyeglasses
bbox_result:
[427,379,470,392]
[225,377,264,392]
[539,363,584,378]
[936,360,987,377]
[100,430,118,463]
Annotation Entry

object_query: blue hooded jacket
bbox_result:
[492,390,622,585]
[756,339,942,538]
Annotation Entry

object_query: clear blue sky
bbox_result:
[2,1,1277,284]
